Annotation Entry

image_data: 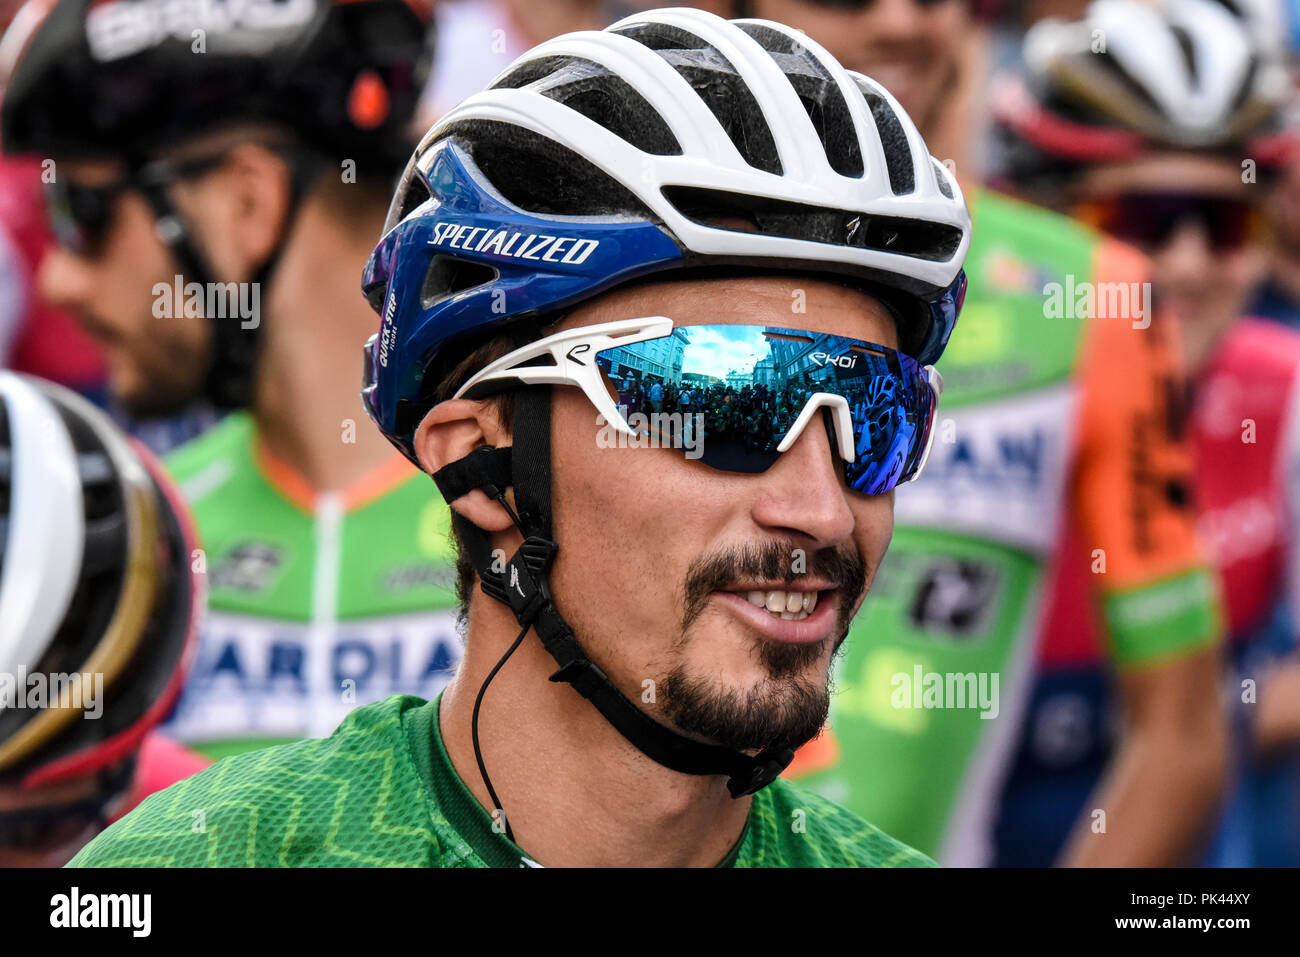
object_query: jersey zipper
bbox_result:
[309,492,344,737]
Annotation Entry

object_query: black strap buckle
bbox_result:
[727,748,796,798]
[548,657,611,698]
[502,537,559,625]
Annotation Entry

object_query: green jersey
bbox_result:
[70,693,933,868]
[162,412,464,761]
[788,190,1220,864]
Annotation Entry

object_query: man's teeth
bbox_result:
[745,589,819,621]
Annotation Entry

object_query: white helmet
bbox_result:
[364,6,972,462]
[998,0,1291,156]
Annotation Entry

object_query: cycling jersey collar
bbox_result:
[253,430,417,514]
[416,691,753,868]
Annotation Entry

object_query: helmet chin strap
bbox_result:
[431,387,796,815]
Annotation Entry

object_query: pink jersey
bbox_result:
[1191,319,1300,642]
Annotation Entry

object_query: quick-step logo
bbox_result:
[378,291,397,368]
[429,223,599,265]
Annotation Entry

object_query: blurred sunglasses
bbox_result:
[456,318,943,495]
[43,153,230,255]
[44,177,130,255]
[1070,193,1266,252]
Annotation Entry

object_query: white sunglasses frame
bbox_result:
[454,316,945,487]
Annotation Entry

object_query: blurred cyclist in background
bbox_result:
[0,371,206,867]
[0,0,225,458]
[1,0,463,761]
[0,0,107,398]
[994,0,1300,866]
[741,0,1228,866]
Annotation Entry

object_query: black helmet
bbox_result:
[1,0,434,172]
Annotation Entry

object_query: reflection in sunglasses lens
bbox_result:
[594,324,934,494]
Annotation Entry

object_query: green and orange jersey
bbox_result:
[71,693,933,868]
[787,189,1222,864]
[161,412,464,761]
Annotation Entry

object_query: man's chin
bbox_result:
[659,666,831,755]
[113,370,202,419]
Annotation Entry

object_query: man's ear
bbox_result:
[414,399,516,533]
[176,142,293,281]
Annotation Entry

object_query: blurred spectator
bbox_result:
[0,0,106,395]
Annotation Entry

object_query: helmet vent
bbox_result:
[1171,26,1198,78]
[733,22,863,177]
[491,55,682,156]
[421,256,499,310]
[661,185,962,262]
[932,159,954,199]
[395,171,433,225]
[444,119,653,217]
[611,21,783,175]
[854,82,916,195]
[1088,50,1165,121]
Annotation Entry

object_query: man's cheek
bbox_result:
[857,497,894,561]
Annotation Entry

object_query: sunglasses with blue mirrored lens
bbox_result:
[457,318,942,495]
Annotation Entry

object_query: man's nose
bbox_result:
[864,0,930,42]
[750,410,857,548]
[1155,219,1216,282]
